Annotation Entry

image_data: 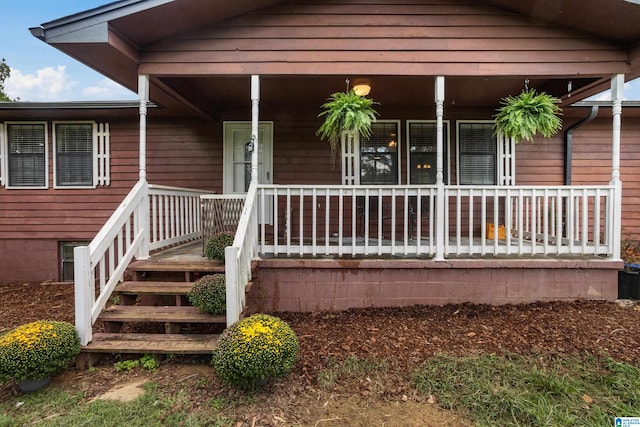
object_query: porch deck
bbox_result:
[151,238,611,263]
[147,240,620,315]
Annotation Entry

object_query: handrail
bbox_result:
[74,181,212,345]
[255,183,616,259]
[225,181,259,326]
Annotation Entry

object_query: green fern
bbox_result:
[494,89,562,142]
[316,90,378,155]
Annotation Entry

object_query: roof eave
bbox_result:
[30,0,172,42]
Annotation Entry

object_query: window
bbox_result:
[407,121,449,184]
[359,121,400,185]
[1,121,109,189]
[5,122,47,188]
[55,123,94,187]
[457,121,497,185]
[60,241,88,282]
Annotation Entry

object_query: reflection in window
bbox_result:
[360,122,399,185]
[409,122,448,184]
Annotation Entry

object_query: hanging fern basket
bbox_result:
[316,90,379,156]
[494,89,563,143]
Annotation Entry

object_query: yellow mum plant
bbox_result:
[212,314,299,389]
[0,320,80,382]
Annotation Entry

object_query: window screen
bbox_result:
[7,123,46,187]
[409,122,448,184]
[360,122,399,185]
[56,123,93,187]
[458,122,496,185]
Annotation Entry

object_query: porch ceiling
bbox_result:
[156,75,600,113]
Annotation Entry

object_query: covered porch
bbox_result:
[33,0,638,346]
[68,71,626,345]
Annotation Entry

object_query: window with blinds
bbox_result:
[7,123,47,188]
[55,123,94,187]
[457,122,497,185]
[360,121,399,185]
[408,121,448,184]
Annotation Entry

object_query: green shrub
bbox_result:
[212,314,299,389]
[0,320,80,382]
[188,274,226,315]
[205,232,235,261]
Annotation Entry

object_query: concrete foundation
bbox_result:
[249,258,621,313]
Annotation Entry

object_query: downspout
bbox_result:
[563,105,599,185]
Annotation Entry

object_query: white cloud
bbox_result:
[5,66,77,101]
[5,66,135,102]
[82,78,135,100]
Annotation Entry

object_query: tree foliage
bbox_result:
[0,58,12,101]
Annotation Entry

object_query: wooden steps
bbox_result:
[116,281,194,296]
[78,243,235,366]
[100,305,226,324]
[83,333,219,354]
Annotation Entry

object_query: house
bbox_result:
[1,0,640,346]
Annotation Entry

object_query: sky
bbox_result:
[1,1,639,102]
[1,1,136,102]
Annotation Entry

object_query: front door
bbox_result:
[223,122,273,194]
[223,122,273,224]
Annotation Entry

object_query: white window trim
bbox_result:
[3,121,49,190]
[497,132,516,186]
[53,121,110,189]
[456,120,515,186]
[53,121,96,189]
[97,123,110,187]
[0,123,4,186]
[345,119,402,186]
[405,120,451,185]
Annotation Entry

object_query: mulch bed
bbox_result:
[1,281,639,425]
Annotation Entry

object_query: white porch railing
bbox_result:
[445,185,615,256]
[225,182,259,326]
[74,181,211,345]
[257,184,438,256]
[250,183,616,259]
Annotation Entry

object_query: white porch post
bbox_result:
[138,74,150,259]
[251,75,260,183]
[434,76,446,261]
[611,74,624,260]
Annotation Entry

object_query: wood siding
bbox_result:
[0,116,222,281]
[1,106,637,281]
[573,116,640,240]
[140,0,629,77]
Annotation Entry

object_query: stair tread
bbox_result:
[99,305,226,323]
[116,281,194,295]
[83,333,219,354]
[128,259,225,273]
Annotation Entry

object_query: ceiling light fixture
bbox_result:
[353,83,371,96]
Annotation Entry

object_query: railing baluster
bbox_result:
[286,188,291,256]
[352,188,357,257]
[582,190,589,253]
[299,189,304,256]
[377,189,383,256]
[480,189,486,256]
[339,188,344,256]
[391,189,397,255]
[325,189,330,255]
[468,192,474,255]
[312,189,317,257]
